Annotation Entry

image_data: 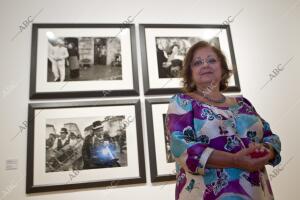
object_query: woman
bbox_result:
[166,41,281,200]
[67,42,80,79]
[166,44,185,78]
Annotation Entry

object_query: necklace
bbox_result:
[195,88,226,104]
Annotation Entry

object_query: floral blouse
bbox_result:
[166,93,281,200]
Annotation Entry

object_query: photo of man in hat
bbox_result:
[82,120,120,169]
[51,127,70,151]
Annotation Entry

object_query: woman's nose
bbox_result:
[202,61,209,67]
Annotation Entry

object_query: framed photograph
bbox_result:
[139,24,241,95]
[26,99,146,193]
[145,98,176,182]
[29,23,139,99]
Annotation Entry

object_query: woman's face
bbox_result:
[190,47,222,88]
[172,46,179,54]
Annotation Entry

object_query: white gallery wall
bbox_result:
[0,0,299,199]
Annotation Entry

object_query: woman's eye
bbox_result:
[207,59,217,64]
[193,60,203,66]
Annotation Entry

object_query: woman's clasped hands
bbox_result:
[233,143,274,172]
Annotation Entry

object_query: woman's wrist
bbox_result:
[231,152,241,168]
[206,150,240,169]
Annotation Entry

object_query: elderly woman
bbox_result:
[166,41,281,200]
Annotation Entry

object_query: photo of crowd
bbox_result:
[45,116,127,172]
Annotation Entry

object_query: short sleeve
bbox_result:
[242,97,282,167]
[165,93,214,175]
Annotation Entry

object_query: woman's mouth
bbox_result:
[201,72,213,75]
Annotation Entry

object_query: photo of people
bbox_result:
[47,37,122,82]
[45,116,127,172]
[155,37,220,78]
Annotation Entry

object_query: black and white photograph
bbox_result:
[140,24,241,95]
[45,116,127,173]
[162,113,175,163]
[26,99,146,193]
[145,98,176,182]
[47,37,122,82]
[30,24,139,99]
[156,37,220,78]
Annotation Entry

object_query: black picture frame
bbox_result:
[29,23,139,99]
[139,24,241,95]
[26,99,146,193]
[145,98,176,182]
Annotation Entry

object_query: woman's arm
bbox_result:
[206,143,273,172]
[166,94,215,175]
[166,94,277,175]
[242,97,282,167]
